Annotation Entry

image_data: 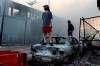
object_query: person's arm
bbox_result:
[49,19,52,27]
[42,13,44,26]
[49,12,53,27]
[42,20,43,26]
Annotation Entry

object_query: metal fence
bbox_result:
[79,16,100,45]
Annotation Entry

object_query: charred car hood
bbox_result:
[31,42,72,57]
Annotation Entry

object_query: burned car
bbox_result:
[31,37,82,64]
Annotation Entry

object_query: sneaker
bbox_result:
[50,44,53,46]
[50,41,52,43]
[50,41,53,46]
[42,41,46,45]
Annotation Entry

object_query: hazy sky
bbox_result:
[12,0,99,21]
[12,0,100,37]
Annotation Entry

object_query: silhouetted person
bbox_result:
[67,20,74,36]
[42,5,53,45]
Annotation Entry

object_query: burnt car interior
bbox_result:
[40,37,66,44]
[69,37,80,45]
[40,37,80,45]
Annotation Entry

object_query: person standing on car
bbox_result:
[42,5,53,45]
[67,20,74,37]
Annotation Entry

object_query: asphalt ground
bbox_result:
[0,45,100,66]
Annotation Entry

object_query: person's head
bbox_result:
[43,5,50,11]
[67,20,71,24]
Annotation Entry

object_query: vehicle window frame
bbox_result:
[40,37,66,44]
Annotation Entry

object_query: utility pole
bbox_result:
[0,0,6,45]
[48,0,50,8]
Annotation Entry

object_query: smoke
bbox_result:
[12,0,100,39]
[32,0,100,38]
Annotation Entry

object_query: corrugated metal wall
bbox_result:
[0,0,67,45]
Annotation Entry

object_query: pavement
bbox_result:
[0,45,100,66]
[0,45,32,60]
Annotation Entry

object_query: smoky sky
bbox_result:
[12,0,100,38]
[13,0,100,22]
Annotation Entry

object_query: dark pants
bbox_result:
[68,31,73,36]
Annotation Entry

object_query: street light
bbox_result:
[48,0,50,8]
